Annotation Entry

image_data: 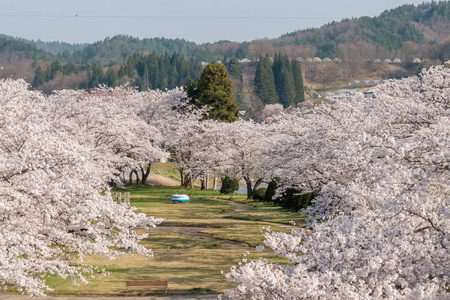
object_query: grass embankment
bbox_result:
[46,185,305,296]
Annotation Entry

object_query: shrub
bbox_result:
[253,188,267,201]
[220,176,239,194]
[264,180,278,202]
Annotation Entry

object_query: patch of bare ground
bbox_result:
[146,174,180,187]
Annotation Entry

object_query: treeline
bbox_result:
[118,52,202,91]
[254,54,304,108]
[32,51,203,92]
[0,35,51,61]
[65,35,203,65]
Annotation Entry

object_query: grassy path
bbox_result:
[44,185,304,297]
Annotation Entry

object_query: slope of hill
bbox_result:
[0,34,52,62]
[69,35,203,65]
[205,1,450,60]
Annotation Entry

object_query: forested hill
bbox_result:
[69,35,203,65]
[0,34,51,61]
[1,1,449,64]
[230,1,450,59]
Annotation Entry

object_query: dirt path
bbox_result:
[147,174,180,187]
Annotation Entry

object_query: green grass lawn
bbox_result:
[150,162,182,181]
[46,185,302,296]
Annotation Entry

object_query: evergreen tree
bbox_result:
[185,62,239,123]
[235,42,249,59]
[254,55,278,104]
[33,66,45,88]
[278,68,296,108]
[292,60,305,104]
[87,61,104,88]
[272,53,281,90]
[226,57,242,79]
[273,54,293,97]
[105,68,118,87]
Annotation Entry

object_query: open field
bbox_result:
[44,185,304,296]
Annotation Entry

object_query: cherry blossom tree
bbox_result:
[0,80,162,296]
[201,120,270,198]
[224,63,450,299]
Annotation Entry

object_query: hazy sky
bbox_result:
[0,0,427,44]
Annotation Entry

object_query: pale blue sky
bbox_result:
[0,0,427,44]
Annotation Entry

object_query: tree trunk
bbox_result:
[253,178,263,193]
[179,168,185,187]
[244,177,253,199]
[201,177,206,190]
[132,169,139,184]
[129,170,133,185]
[140,163,151,185]
[213,175,217,190]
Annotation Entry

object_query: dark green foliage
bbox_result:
[0,35,51,61]
[33,66,45,88]
[278,189,315,210]
[254,55,278,104]
[186,63,239,123]
[225,57,242,79]
[45,61,61,81]
[220,176,240,194]
[253,188,267,201]
[62,62,79,75]
[254,54,304,108]
[87,61,104,89]
[292,60,305,104]
[264,180,278,202]
[34,40,88,55]
[278,68,296,108]
[105,68,118,87]
[69,35,202,65]
[235,42,249,59]
[34,51,202,91]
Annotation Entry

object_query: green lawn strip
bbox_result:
[46,249,286,296]
[199,223,292,247]
[226,198,306,225]
[45,184,300,296]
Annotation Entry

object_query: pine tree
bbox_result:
[185,62,239,123]
[254,55,278,104]
[292,60,305,104]
[226,57,242,79]
[33,66,45,88]
[87,61,104,88]
[273,54,293,98]
[278,68,296,108]
[105,68,118,87]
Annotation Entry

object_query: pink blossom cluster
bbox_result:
[223,63,450,299]
[0,81,187,295]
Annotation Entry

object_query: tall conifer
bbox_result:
[185,63,239,123]
[254,55,278,104]
[292,60,305,104]
[278,68,296,108]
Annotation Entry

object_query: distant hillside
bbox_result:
[2,2,448,65]
[204,1,450,61]
[1,1,449,110]
[68,35,205,65]
[0,34,51,61]
[33,40,88,56]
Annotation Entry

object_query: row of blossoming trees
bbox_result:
[1,62,449,298]
[0,80,194,296]
[171,64,450,299]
